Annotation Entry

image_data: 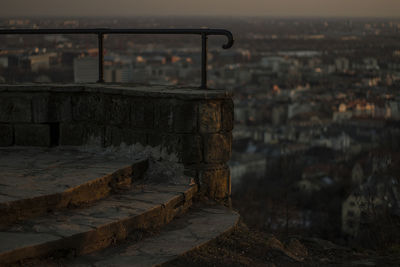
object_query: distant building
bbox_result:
[29,53,55,72]
[335,57,350,72]
[74,57,98,83]
[104,65,133,83]
[261,56,286,72]
[0,57,8,68]
[342,174,400,236]
[363,57,379,70]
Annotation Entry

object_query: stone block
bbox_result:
[183,168,197,179]
[0,124,13,146]
[0,94,31,123]
[104,126,147,147]
[198,164,230,199]
[153,99,197,133]
[31,93,49,123]
[147,132,163,148]
[222,99,234,132]
[180,134,203,163]
[105,96,130,125]
[154,99,174,132]
[203,133,232,163]
[59,123,104,146]
[32,93,73,123]
[131,99,154,129]
[71,94,104,122]
[199,101,221,133]
[162,134,202,163]
[147,133,202,163]
[48,93,72,122]
[14,124,51,146]
[173,101,198,133]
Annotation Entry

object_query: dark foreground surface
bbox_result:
[7,221,400,266]
[166,222,400,267]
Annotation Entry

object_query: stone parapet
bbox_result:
[0,84,234,200]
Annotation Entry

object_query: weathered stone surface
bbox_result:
[0,232,59,254]
[154,99,174,132]
[0,94,31,123]
[31,93,49,123]
[131,99,154,129]
[0,147,148,227]
[204,133,232,163]
[71,94,104,122]
[0,85,234,200]
[0,232,60,264]
[160,134,185,157]
[198,165,230,199]
[14,124,51,146]
[222,99,234,131]
[66,204,239,267]
[32,93,73,123]
[48,93,73,122]
[173,100,198,133]
[183,168,197,179]
[0,179,197,265]
[0,124,13,146]
[59,123,104,146]
[155,134,203,163]
[147,132,163,148]
[180,134,203,163]
[104,126,147,147]
[0,84,233,100]
[199,101,221,133]
[105,96,130,125]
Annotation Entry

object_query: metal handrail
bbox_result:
[0,28,234,89]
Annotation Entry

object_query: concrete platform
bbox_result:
[0,147,148,227]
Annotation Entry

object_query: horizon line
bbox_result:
[2,14,400,20]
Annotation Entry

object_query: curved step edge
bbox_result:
[66,204,240,267]
[0,158,149,228]
[0,183,197,266]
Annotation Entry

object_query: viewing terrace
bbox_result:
[0,28,237,266]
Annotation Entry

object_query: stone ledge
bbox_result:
[0,84,234,200]
[0,84,233,100]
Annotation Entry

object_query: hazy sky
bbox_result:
[2,0,400,17]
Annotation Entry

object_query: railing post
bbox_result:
[97,33,104,83]
[201,33,208,89]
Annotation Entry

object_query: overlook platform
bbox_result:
[0,147,238,266]
[0,84,237,266]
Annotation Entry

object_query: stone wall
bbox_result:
[0,84,233,199]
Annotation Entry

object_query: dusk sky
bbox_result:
[2,0,400,17]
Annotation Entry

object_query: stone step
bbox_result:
[49,204,239,267]
[0,148,149,227]
[0,183,197,266]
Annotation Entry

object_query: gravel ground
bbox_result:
[165,222,400,267]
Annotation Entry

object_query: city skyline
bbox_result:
[2,0,400,18]
[1,15,400,265]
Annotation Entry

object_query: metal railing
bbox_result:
[0,28,234,89]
